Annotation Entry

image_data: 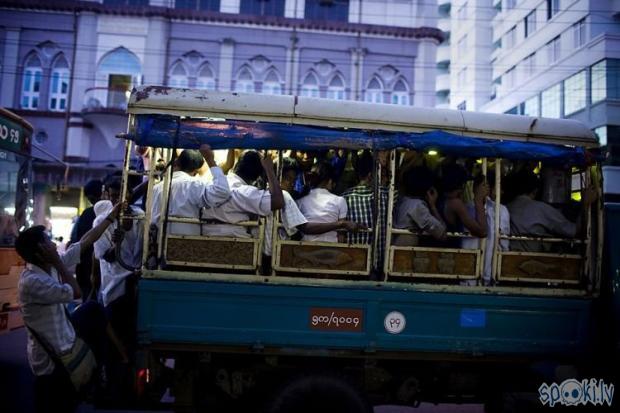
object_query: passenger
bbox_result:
[462,172,510,285]
[440,163,488,247]
[393,166,447,246]
[201,150,284,237]
[281,156,308,200]
[150,144,230,235]
[296,161,351,243]
[275,158,360,240]
[262,157,361,270]
[16,203,122,413]
[507,170,597,252]
[92,180,143,353]
[342,151,389,265]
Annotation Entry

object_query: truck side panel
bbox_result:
[137,279,592,357]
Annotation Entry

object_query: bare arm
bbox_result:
[450,198,487,238]
[79,202,122,254]
[299,220,363,235]
[219,148,236,174]
[261,156,284,211]
[199,144,231,205]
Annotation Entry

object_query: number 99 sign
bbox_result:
[384,311,406,334]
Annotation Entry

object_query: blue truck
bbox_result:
[118,86,618,412]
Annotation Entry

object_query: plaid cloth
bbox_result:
[342,184,390,267]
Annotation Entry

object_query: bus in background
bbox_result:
[0,108,33,334]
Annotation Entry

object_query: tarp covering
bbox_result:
[129,114,587,164]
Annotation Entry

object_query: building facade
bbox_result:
[441,0,619,158]
[436,0,451,108]
[0,0,442,233]
[482,0,619,154]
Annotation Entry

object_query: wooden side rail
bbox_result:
[498,251,582,284]
[274,241,371,276]
[387,246,480,280]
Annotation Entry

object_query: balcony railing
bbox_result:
[82,87,131,112]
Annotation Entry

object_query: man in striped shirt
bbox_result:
[17,203,122,412]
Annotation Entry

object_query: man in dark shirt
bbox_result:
[69,179,102,299]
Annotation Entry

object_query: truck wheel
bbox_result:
[267,375,372,413]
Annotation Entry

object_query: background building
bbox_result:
[436,0,451,108]
[0,0,442,239]
[440,0,619,159]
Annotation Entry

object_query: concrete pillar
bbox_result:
[65,117,90,160]
[144,17,169,85]
[218,38,235,92]
[413,39,437,107]
[70,12,98,113]
[291,47,300,95]
[284,34,299,95]
[1,28,20,108]
[285,47,293,94]
[65,12,98,160]
[350,48,365,101]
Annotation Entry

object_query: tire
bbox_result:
[267,375,372,413]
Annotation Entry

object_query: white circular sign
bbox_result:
[384,311,406,334]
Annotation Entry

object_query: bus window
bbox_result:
[0,152,20,247]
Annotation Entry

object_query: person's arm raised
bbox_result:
[79,202,122,255]
[452,182,488,238]
[261,156,284,211]
[200,144,231,205]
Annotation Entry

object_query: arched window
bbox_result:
[364,77,383,103]
[97,47,141,109]
[300,72,319,98]
[21,54,42,109]
[391,79,410,106]
[234,68,255,93]
[49,55,70,111]
[169,61,189,88]
[262,70,282,95]
[98,47,141,76]
[326,75,345,100]
[196,64,216,90]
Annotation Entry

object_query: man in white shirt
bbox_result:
[296,161,353,243]
[151,144,230,235]
[16,203,121,412]
[262,157,359,264]
[92,186,143,351]
[95,179,144,304]
[201,150,284,237]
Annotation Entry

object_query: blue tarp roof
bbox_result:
[129,114,587,164]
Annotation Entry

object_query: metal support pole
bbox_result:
[383,149,396,280]
[491,159,501,283]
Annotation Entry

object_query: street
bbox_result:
[1,327,481,413]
